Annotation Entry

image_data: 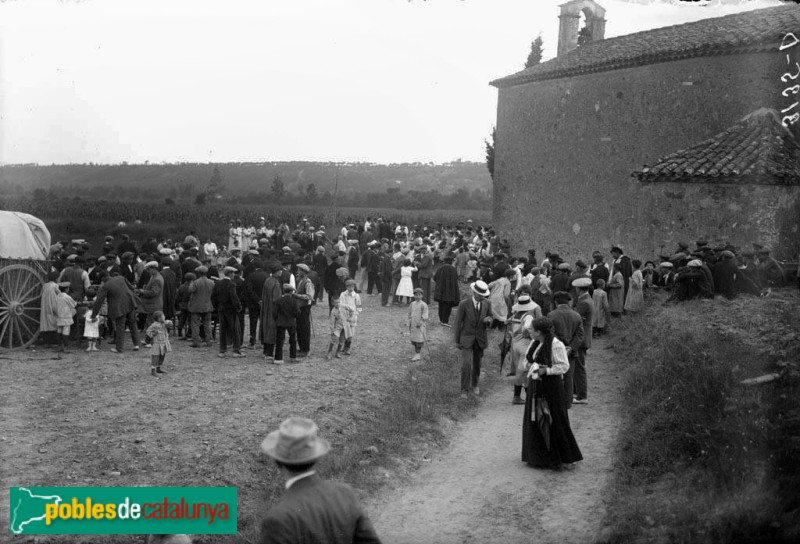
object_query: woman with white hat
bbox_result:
[508,289,542,404]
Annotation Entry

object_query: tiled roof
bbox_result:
[491,4,800,88]
[634,108,800,186]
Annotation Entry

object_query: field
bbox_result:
[0,197,492,250]
[1,287,495,543]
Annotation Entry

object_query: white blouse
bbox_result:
[527,337,570,378]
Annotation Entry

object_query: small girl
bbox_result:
[55,282,77,352]
[592,278,611,336]
[326,297,352,359]
[395,259,416,304]
[144,310,172,376]
[84,308,102,352]
[339,279,362,355]
[408,288,429,361]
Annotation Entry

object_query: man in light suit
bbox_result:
[260,417,381,544]
[453,280,493,397]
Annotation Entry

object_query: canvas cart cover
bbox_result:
[0,211,51,260]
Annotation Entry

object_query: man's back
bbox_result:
[548,304,584,351]
[260,475,380,544]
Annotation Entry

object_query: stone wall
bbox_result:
[493,50,800,261]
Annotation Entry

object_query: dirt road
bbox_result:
[368,337,622,544]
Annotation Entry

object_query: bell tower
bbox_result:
[557,0,606,57]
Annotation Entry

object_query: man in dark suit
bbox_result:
[415,246,434,304]
[211,266,244,358]
[453,280,493,397]
[572,278,594,405]
[548,291,584,410]
[260,417,381,544]
[91,274,140,353]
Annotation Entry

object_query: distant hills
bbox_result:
[0,161,493,201]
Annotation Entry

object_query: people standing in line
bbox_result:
[91,272,140,354]
[572,277,594,405]
[547,291,584,410]
[521,317,583,470]
[259,417,382,544]
[294,264,315,358]
[623,259,645,313]
[408,288,429,361]
[188,266,215,348]
[453,280,493,397]
[433,254,460,327]
[211,266,245,358]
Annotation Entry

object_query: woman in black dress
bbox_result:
[521,317,583,469]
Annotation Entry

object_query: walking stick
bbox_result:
[309,305,315,337]
[421,325,434,362]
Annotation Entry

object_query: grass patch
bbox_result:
[601,297,800,544]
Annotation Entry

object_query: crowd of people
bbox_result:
[40,218,796,467]
[35,214,800,543]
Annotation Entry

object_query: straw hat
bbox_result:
[470,280,489,298]
[511,293,539,313]
[261,417,330,465]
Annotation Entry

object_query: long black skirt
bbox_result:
[522,374,583,468]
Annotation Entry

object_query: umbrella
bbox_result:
[498,325,512,373]
[533,381,552,451]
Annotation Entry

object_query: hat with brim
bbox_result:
[159,248,173,255]
[223,266,238,274]
[687,259,702,268]
[345,279,356,287]
[572,277,592,288]
[195,266,208,274]
[512,294,538,312]
[660,262,674,268]
[470,280,489,298]
[282,283,295,292]
[557,263,571,270]
[261,417,330,465]
[413,287,423,295]
[145,261,159,268]
[297,263,310,273]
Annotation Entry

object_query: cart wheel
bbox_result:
[0,264,43,350]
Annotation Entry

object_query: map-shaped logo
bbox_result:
[10,487,62,534]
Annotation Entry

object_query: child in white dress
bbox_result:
[395,259,417,304]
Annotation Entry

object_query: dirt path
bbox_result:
[368,336,622,544]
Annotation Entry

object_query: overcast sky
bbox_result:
[0,0,783,165]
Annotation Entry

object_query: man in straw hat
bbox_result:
[260,417,381,544]
[453,280,493,397]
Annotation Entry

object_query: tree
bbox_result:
[207,166,224,196]
[194,193,206,206]
[33,187,47,201]
[525,35,544,68]
[271,175,285,202]
[165,197,176,206]
[577,26,592,47]
[485,127,496,181]
[305,183,318,203]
